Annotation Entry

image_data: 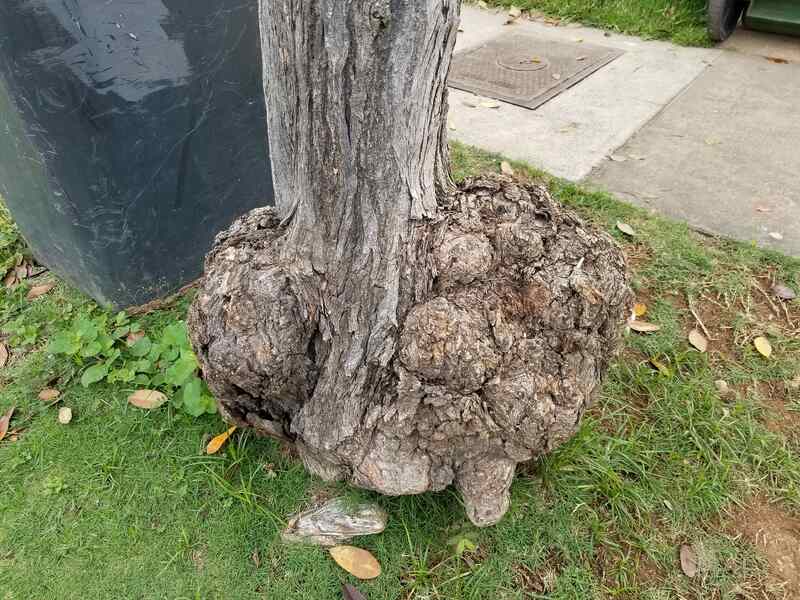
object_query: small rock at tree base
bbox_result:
[282,497,387,546]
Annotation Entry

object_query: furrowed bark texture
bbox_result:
[188,0,633,526]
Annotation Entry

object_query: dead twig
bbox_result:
[686,293,712,340]
[752,279,782,320]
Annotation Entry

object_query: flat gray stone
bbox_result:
[282,497,387,547]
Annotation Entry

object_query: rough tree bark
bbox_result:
[188,0,633,526]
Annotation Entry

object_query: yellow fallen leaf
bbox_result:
[128,389,168,410]
[650,357,671,376]
[754,336,772,358]
[500,161,515,176]
[329,546,381,580]
[633,303,647,317]
[207,426,237,455]
[688,329,708,353]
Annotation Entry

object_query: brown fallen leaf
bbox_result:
[0,406,15,441]
[26,282,56,301]
[128,389,168,410]
[58,406,73,425]
[754,336,772,358]
[765,55,789,64]
[772,282,797,301]
[343,583,368,600]
[207,426,237,455]
[688,329,708,353]
[330,546,381,580]
[629,321,660,333]
[0,342,8,368]
[251,548,261,569]
[679,544,698,578]
[3,270,17,288]
[500,161,515,176]
[38,388,61,402]
[633,303,647,317]
[616,221,636,236]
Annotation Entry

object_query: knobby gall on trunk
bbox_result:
[188,0,632,526]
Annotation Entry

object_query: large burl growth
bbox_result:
[188,0,632,526]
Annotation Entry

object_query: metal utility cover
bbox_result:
[449,34,624,110]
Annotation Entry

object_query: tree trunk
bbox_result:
[188,0,632,526]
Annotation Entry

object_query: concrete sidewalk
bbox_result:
[449,5,718,181]
[587,30,800,256]
[450,6,800,257]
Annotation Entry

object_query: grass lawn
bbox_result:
[477,0,711,46]
[2,143,800,599]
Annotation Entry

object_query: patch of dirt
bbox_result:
[752,381,800,438]
[514,550,563,595]
[729,499,800,598]
[190,546,207,572]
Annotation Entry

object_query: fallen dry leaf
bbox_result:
[650,357,671,376]
[26,282,55,301]
[551,72,562,80]
[128,389,168,410]
[448,122,456,131]
[633,303,647,317]
[58,406,73,425]
[500,161,515,176]
[0,342,8,368]
[715,379,732,397]
[479,99,501,109]
[251,548,261,569]
[769,232,783,241]
[38,388,61,402]
[462,97,479,108]
[329,546,381,580]
[616,222,636,237]
[3,270,17,288]
[772,283,797,300]
[629,321,661,333]
[576,55,587,61]
[609,154,627,162]
[754,336,772,358]
[704,137,721,146]
[680,544,698,578]
[688,329,708,353]
[765,55,789,64]
[507,5,522,18]
[0,406,15,441]
[207,426,237,455]
[343,583,368,600]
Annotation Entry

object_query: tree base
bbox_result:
[189,175,632,526]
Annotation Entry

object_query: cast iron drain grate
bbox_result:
[449,34,624,110]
